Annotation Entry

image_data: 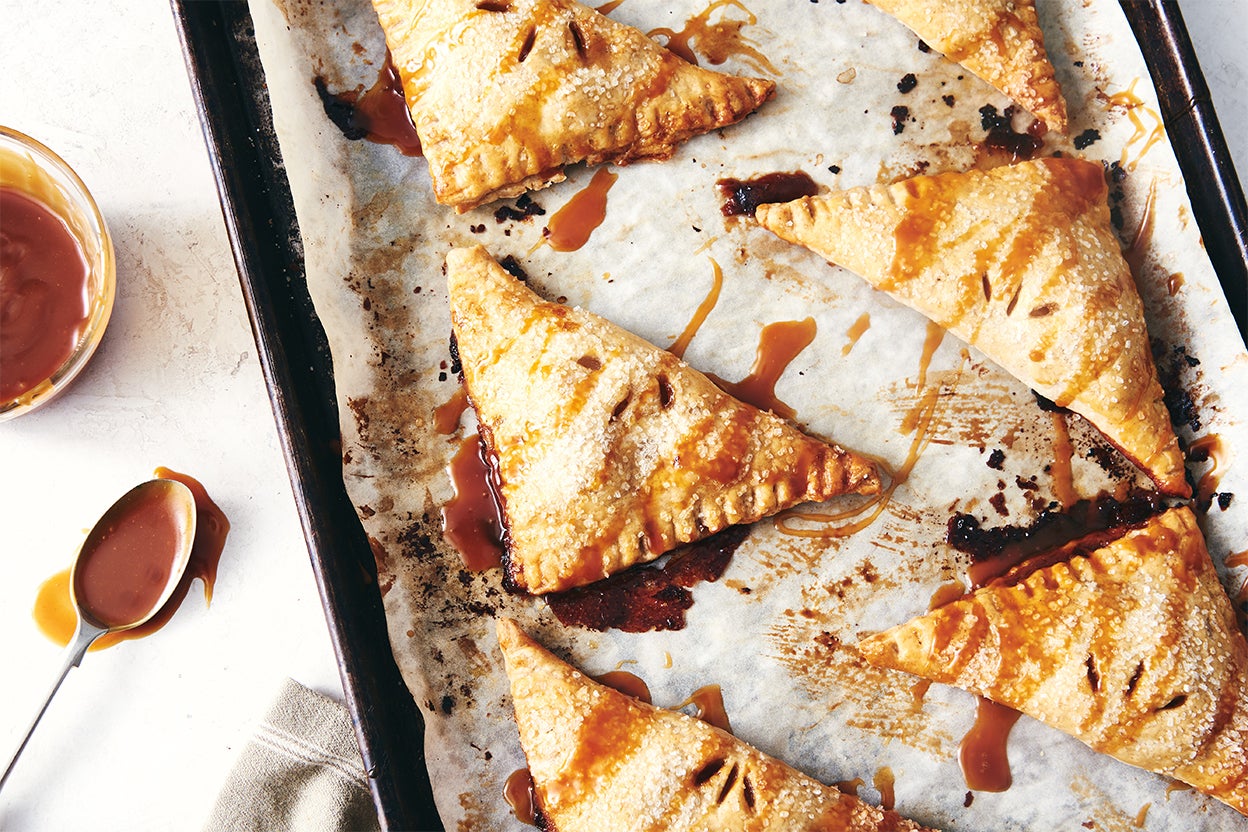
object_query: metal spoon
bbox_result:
[0,478,197,792]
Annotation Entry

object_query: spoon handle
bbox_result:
[0,618,109,793]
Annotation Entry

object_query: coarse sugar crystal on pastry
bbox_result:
[864,0,1068,133]
[858,507,1248,816]
[371,0,775,211]
[754,157,1189,498]
[496,617,937,831]
[445,245,880,595]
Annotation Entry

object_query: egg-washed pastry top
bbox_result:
[859,507,1248,816]
[497,617,936,831]
[371,0,775,211]
[755,157,1188,497]
[446,245,880,595]
[866,0,1068,133]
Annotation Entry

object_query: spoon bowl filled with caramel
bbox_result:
[0,478,197,792]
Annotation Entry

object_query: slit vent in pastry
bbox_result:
[755,157,1188,497]
[446,245,880,594]
[858,507,1248,815]
[371,0,775,210]
[497,617,935,831]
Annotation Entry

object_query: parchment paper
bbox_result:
[247,1,1248,829]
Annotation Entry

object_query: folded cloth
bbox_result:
[203,678,380,832]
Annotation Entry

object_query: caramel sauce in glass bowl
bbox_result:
[0,126,115,419]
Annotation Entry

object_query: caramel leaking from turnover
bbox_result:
[446,245,879,595]
[859,507,1248,815]
[755,157,1188,497]
[371,0,774,211]
[865,0,1067,133]
[496,617,934,831]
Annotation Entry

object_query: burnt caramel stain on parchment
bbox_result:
[1068,772,1157,832]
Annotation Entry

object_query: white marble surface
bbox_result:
[0,2,1243,831]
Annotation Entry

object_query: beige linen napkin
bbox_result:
[203,678,380,832]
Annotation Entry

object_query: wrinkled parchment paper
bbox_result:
[248,1,1248,828]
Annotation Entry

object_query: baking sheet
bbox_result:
[241,1,1248,829]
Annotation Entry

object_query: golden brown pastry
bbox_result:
[497,617,935,831]
[866,0,1067,133]
[859,507,1248,815]
[446,245,880,594]
[755,157,1188,497]
[371,0,775,211]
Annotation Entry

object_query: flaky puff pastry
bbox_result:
[497,617,935,831]
[755,157,1188,497]
[447,246,879,595]
[371,0,774,211]
[866,0,1067,133]
[859,507,1248,815]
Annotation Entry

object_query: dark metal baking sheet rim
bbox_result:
[168,2,1248,830]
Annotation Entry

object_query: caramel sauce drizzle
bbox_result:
[1123,177,1158,287]
[709,317,816,421]
[668,258,725,360]
[504,768,538,826]
[595,670,653,703]
[544,166,618,252]
[1107,79,1165,172]
[594,0,626,13]
[433,386,470,435]
[842,312,871,356]
[647,0,776,74]
[440,433,506,570]
[1049,411,1079,510]
[959,695,1021,792]
[34,469,230,650]
[315,53,422,156]
[1167,272,1185,296]
[777,323,953,539]
[675,684,732,732]
[1188,433,1227,509]
[873,766,896,811]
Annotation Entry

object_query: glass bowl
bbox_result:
[0,126,115,420]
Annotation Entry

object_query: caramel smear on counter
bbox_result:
[33,468,229,650]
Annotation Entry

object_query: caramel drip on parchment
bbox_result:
[544,166,618,252]
[668,258,724,359]
[842,312,871,356]
[709,318,816,421]
[1049,411,1079,510]
[1123,177,1158,288]
[1107,79,1165,172]
[647,0,776,74]
[1188,433,1227,508]
[675,684,732,733]
[777,322,953,539]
